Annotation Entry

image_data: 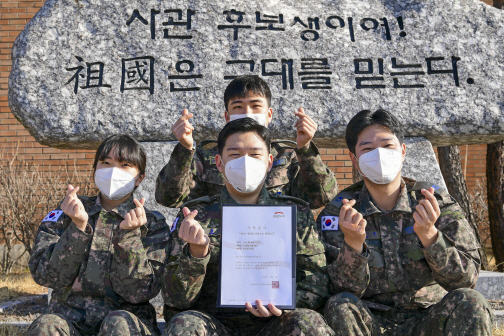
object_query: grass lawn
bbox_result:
[0,272,46,302]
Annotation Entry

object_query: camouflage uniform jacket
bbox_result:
[156,140,337,209]
[317,178,481,310]
[29,194,171,330]
[162,186,330,327]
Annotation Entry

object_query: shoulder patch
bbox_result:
[148,211,165,221]
[329,192,355,208]
[181,195,218,208]
[42,210,64,222]
[171,217,179,233]
[197,139,218,149]
[321,216,339,231]
[272,194,310,207]
[273,158,288,167]
[410,181,445,194]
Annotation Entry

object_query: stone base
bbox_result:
[475,271,504,301]
[402,137,446,189]
[134,141,180,226]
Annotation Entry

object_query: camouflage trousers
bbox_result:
[163,308,335,336]
[26,310,159,336]
[324,288,493,336]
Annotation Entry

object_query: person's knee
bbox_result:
[325,292,361,316]
[99,310,139,335]
[164,311,213,336]
[446,288,492,319]
[281,309,333,335]
[27,313,73,336]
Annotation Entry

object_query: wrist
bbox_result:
[180,140,194,151]
[345,239,364,255]
[297,142,310,150]
[189,243,209,258]
[416,227,439,248]
[72,218,87,232]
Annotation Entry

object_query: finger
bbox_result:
[139,198,146,206]
[413,212,425,226]
[294,107,305,116]
[351,212,363,225]
[180,109,193,121]
[72,203,80,215]
[173,122,190,136]
[185,210,198,221]
[66,185,79,197]
[344,208,357,224]
[134,206,143,219]
[195,228,209,246]
[420,199,437,223]
[182,207,191,217]
[255,300,270,317]
[245,302,262,317]
[268,303,282,316]
[415,204,428,221]
[67,185,74,194]
[422,189,441,215]
[358,219,367,234]
[124,213,132,225]
[129,209,138,223]
[181,108,188,116]
[339,199,356,219]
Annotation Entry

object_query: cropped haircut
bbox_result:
[345,109,405,154]
[224,75,272,111]
[217,118,271,155]
[93,134,147,175]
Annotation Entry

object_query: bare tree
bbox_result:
[438,145,489,270]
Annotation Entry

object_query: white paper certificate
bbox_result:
[218,205,296,309]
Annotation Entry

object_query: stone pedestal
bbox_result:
[134,141,180,225]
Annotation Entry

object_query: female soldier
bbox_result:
[27,135,170,336]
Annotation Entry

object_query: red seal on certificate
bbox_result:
[272,281,279,289]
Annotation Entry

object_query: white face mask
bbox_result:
[229,113,268,127]
[355,147,403,185]
[222,155,268,193]
[94,167,138,200]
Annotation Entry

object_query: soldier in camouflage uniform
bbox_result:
[318,109,492,336]
[28,135,171,336]
[162,118,334,335]
[156,75,337,210]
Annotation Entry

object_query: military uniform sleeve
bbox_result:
[110,212,171,304]
[161,210,211,309]
[295,204,331,310]
[317,205,371,298]
[292,142,338,209]
[155,142,197,208]
[420,195,481,290]
[29,211,93,288]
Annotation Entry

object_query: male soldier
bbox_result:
[162,118,334,336]
[319,109,492,335]
[156,75,337,209]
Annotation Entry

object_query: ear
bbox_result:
[349,151,360,170]
[401,142,406,160]
[135,173,146,187]
[216,154,225,173]
[265,108,273,127]
[266,153,273,172]
[224,111,230,123]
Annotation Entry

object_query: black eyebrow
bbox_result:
[358,138,394,147]
[225,147,264,151]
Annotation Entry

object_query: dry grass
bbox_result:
[494,325,504,335]
[0,324,26,336]
[0,272,46,301]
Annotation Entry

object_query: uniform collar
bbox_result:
[89,193,136,219]
[359,179,412,216]
[220,185,270,205]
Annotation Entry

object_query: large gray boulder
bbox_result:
[9,0,504,149]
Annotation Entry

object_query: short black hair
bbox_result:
[93,134,147,175]
[224,75,272,111]
[345,109,405,154]
[217,118,271,155]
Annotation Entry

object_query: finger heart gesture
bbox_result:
[120,198,147,230]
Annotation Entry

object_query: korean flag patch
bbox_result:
[43,210,64,222]
[321,216,339,231]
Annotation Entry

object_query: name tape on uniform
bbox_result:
[321,216,339,231]
[43,210,63,222]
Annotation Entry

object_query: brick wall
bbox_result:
[0,0,496,195]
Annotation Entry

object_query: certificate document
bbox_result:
[218,204,296,309]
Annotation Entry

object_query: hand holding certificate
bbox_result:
[218,205,297,311]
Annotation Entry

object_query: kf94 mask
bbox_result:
[229,113,268,127]
[222,155,268,193]
[94,167,138,200]
[356,148,403,185]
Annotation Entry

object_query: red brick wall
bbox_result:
[0,0,496,195]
